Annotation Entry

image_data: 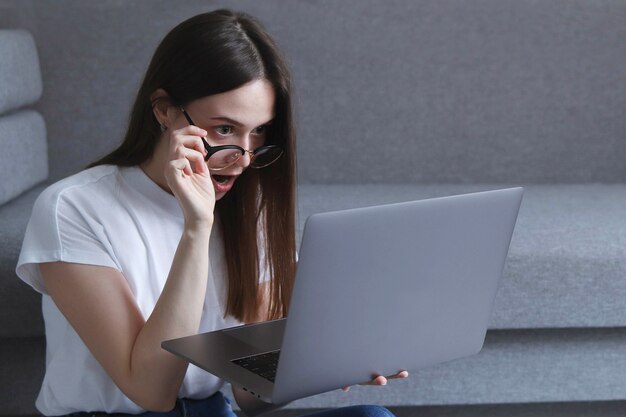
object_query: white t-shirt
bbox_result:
[16,165,244,416]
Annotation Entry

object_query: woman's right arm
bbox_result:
[41,225,210,410]
[40,125,215,411]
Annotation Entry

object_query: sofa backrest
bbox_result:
[0,29,48,205]
[290,1,626,184]
[2,1,625,184]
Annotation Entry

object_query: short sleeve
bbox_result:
[16,185,121,295]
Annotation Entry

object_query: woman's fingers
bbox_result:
[168,126,208,157]
[170,124,208,142]
[167,158,193,178]
[363,370,409,386]
[163,125,211,179]
[372,375,387,385]
[388,370,409,379]
[173,147,208,175]
[375,370,408,382]
[342,370,410,392]
[166,153,203,179]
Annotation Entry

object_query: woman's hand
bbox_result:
[163,125,215,228]
[341,370,409,392]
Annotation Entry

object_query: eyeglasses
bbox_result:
[179,107,284,171]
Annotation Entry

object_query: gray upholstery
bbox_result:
[289,1,626,185]
[1,1,625,416]
[0,183,47,338]
[297,184,626,329]
[0,28,47,415]
[0,110,48,204]
[0,29,47,205]
[0,29,42,114]
[1,1,625,184]
[4,184,624,339]
[225,327,626,407]
[0,337,45,415]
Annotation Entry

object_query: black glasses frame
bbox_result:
[179,107,283,169]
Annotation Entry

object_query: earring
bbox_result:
[159,123,167,133]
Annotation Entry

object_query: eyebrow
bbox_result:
[209,116,244,127]
[209,116,274,127]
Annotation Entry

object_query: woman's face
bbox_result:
[169,79,276,200]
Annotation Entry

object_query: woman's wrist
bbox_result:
[183,219,214,236]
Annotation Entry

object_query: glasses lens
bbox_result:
[250,146,284,168]
[207,149,242,170]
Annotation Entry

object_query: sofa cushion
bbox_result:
[277,327,626,407]
[0,184,47,338]
[1,183,624,338]
[297,184,626,329]
[0,337,45,415]
[0,110,48,205]
[0,29,43,114]
[7,330,626,414]
[224,327,626,407]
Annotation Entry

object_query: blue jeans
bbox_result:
[58,391,395,417]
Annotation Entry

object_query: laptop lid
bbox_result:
[271,187,523,403]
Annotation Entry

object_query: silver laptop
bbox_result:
[162,187,523,405]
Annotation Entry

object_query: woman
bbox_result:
[17,9,407,417]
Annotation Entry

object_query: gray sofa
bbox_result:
[1,1,626,416]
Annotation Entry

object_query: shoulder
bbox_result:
[17,165,125,293]
[33,165,121,214]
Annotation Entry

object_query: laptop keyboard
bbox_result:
[231,350,280,382]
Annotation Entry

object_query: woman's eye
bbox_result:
[215,125,233,136]
[252,125,267,135]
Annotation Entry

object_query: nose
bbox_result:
[235,134,255,168]
[236,149,253,168]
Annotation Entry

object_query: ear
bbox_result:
[150,88,173,129]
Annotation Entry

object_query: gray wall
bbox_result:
[1,0,625,184]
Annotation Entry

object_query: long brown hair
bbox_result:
[89,9,296,322]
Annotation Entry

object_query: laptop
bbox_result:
[162,187,523,406]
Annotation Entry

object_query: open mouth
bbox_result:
[212,174,231,185]
[210,174,237,195]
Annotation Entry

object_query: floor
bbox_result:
[10,400,626,417]
[242,401,626,417]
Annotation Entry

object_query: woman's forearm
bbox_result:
[128,224,212,410]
